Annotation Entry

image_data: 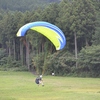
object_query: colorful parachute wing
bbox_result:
[16,21,66,50]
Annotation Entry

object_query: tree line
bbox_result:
[0,0,100,77]
[0,0,60,11]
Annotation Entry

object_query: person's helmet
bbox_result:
[40,75,42,78]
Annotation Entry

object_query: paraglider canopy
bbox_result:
[16,21,66,50]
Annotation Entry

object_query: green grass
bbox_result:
[0,71,100,100]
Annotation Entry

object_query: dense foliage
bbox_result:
[0,0,100,77]
[0,0,61,11]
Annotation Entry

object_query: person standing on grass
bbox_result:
[35,75,44,86]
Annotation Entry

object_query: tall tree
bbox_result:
[57,0,96,67]
[92,0,100,45]
[41,3,59,24]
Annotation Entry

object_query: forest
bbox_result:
[0,0,61,11]
[0,0,100,77]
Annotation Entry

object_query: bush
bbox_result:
[41,51,75,76]
[78,45,100,77]
[0,55,28,71]
[0,49,7,59]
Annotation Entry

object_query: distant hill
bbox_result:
[0,0,61,11]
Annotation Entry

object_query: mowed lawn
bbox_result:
[0,71,100,100]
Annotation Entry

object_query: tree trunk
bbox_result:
[74,32,78,68]
[20,40,23,65]
[26,38,30,70]
[13,39,16,60]
[8,39,11,56]
[85,38,89,47]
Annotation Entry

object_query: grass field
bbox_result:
[0,71,100,100]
